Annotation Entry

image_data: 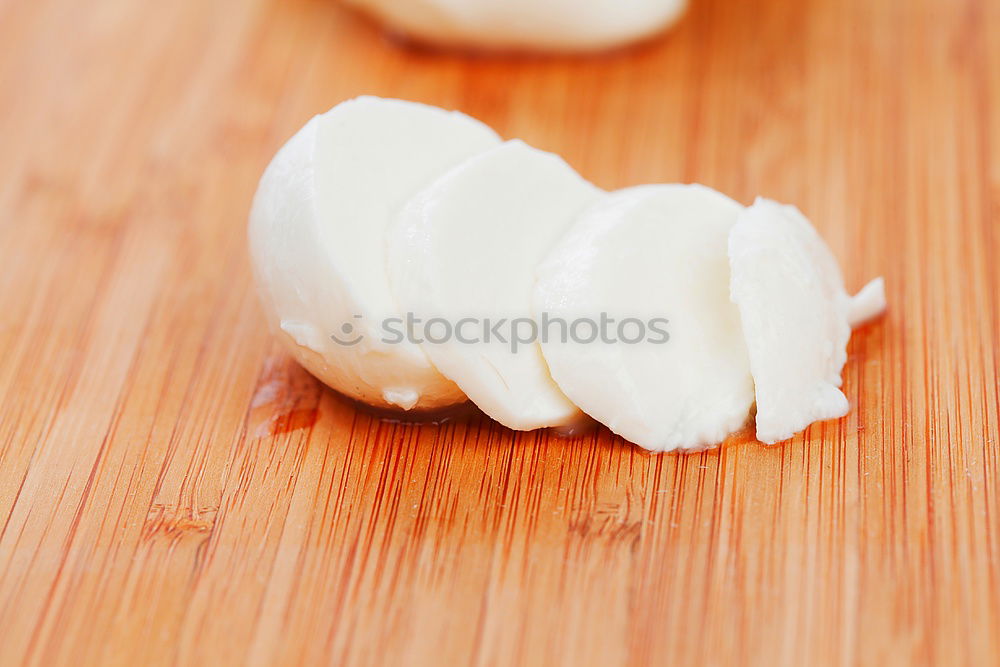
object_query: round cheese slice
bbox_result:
[346,0,688,53]
[534,184,755,451]
[248,96,501,410]
[388,140,602,430]
[728,197,855,444]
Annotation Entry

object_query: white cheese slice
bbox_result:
[346,0,688,53]
[728,197,859,444]
[388,140,602,430]
[534,184,755,451]
[248,96,501,410]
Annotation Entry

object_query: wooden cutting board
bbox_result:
[1,0,997,664]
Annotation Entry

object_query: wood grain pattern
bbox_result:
[1,0,998,664]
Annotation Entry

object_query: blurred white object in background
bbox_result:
[344,0,688,53]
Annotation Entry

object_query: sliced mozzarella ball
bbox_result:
[388,140,602,430]
[534,184,755,451]
[728,197,860,444]
[345,0,687,53]
[848,277,887,328]
[248,96,501,410]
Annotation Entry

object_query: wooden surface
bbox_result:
[1,0,998,664]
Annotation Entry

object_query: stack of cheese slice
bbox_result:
[249,97,886,451]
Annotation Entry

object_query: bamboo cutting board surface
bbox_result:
[1,0,998,664]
